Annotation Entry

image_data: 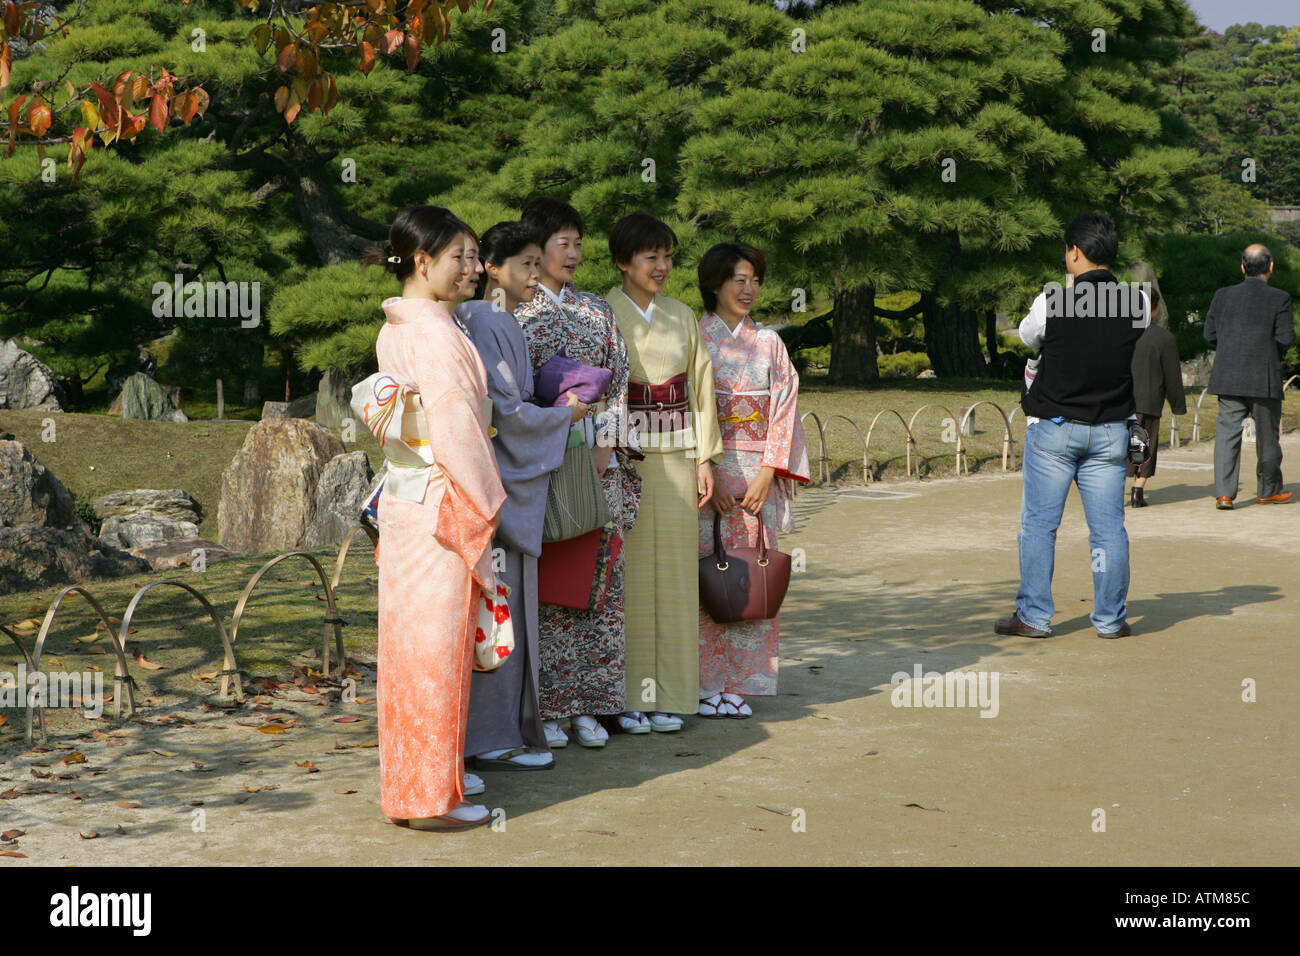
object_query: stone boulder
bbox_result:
[0,439,85,532]
[120,372,188,423]
[94,488,202,524]
[218,419,347,554]
[127,537,236,571]
[1182,353,1213,390]
[106,347,158,399]
[303,451,374,548]
[100,513,200,549]
[317,366,375,437]
[261,393,317,421]
[0,339,65,411]
[0,526,150,595]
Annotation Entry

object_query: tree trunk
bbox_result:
[922,294,987,378]
[827,284,879,385]
[984,310,1001,372]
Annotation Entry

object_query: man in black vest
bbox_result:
[1204,244,1295,509]
[996,214,1148,639]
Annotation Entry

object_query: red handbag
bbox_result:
[699,511,792,623]
[538,527,622,611]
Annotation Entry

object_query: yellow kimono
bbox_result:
[607,288,723,714]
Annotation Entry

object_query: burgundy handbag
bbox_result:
[699,511,792,623]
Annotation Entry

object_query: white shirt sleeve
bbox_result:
[1019,292,1048,350]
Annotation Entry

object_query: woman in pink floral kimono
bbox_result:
[696,242,810,718]
[363,206,506,830]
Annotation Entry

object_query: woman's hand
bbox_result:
[696,461,715,509]
[740,467,776,515]
[591,443,613,475]
[564,391,589,423]
[712,480,738,513]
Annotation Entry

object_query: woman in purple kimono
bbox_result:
[457,222,587,770]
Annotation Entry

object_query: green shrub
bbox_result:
[878,352,931,379]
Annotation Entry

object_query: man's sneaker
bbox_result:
[1096,622,1132,639]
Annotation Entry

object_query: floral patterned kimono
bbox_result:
[516,282,642,719]
[373,297,505,820]
[698,312,810,697]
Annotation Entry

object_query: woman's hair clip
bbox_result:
[386,255,402,264]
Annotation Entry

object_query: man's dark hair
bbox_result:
[1243,246,1273,277]
[1064,213,1118,267]
[520,196,584,244]
[609,211,677,266]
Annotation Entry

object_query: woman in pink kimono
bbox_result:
[696,243,810,718]
[363,206,506,830]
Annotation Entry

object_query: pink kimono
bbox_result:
[698,312,810,697]
[374,297,505,820]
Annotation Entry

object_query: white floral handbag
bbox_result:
[474,578,514,672]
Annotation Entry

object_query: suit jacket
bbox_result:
[1203,277,1295,399]
[1131,324,1187,416]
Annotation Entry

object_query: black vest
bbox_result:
[1022,269,1145,424]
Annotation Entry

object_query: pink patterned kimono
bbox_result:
[698,312,810,697]
[374,296,505,820]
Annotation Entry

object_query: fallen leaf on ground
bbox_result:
[132,648,163,670]
[116,801,142,809]
[903,803,947,813]
[80,831,99,840]
[334,789,356,794]
[62,751,86,765]
[11,618,42,633]
[0,850,26,858]
[333,716,361,723]
[151,750,177,757]
[579,830,616,836]
[295,761,319,773]
[86,647,108,656]
[257,724,286,734]
[77,633,101,644]
[0,829,23,841]
[243,784,279,793]
[0,716,7,727]
[30,769,52,780]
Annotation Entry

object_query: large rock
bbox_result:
[218,419,347,554]
[106,348,158,399]
[0,526,150,595]
[0,339,65,411]
[1182,353,1213,390]
[100,513,200,549]
[261,393,317,421]
[94,488,202,524]
[0,439,85,531]
[302,451,374,548]
[120,372,188,423]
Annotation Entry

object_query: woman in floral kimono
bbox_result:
[696,242,810,718]
[363,206,506,829]
[516,197,642,749]
[606,211,722,732]
[457,221,588,770]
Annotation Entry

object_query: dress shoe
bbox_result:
[1130,487,1146,508]
[1097,621,1132,639]
[1215,496,1234,510]
[994,610,1051,638]
[1256,491,1293,504]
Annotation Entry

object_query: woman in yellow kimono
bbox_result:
[606,211,722,731]
[363,206,506,830]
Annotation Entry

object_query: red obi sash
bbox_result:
[628,373,689,412]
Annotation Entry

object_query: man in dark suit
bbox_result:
[1204,244,1296,509]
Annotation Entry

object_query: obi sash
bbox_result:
[716,388,770,446]
[628,372,689,411]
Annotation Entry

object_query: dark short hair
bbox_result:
[361,206,478,282]
[1064,213,1118,268]
[1243,246,1273,276]
[697,242,767,313]
[609,211,677,266]
[480,221,543,266]
[521,196,584,244]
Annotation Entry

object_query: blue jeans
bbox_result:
[1016,419,1130,634]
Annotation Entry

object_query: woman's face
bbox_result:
[452,237,484,302]
[620,246,672,300]
[539,227,582,288]
[422,232,476,303]
[487,243,542,309]
[715,258,760,317]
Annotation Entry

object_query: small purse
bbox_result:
[699,512,792,623]
[473,579,515,672]
[542,429,611,542]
